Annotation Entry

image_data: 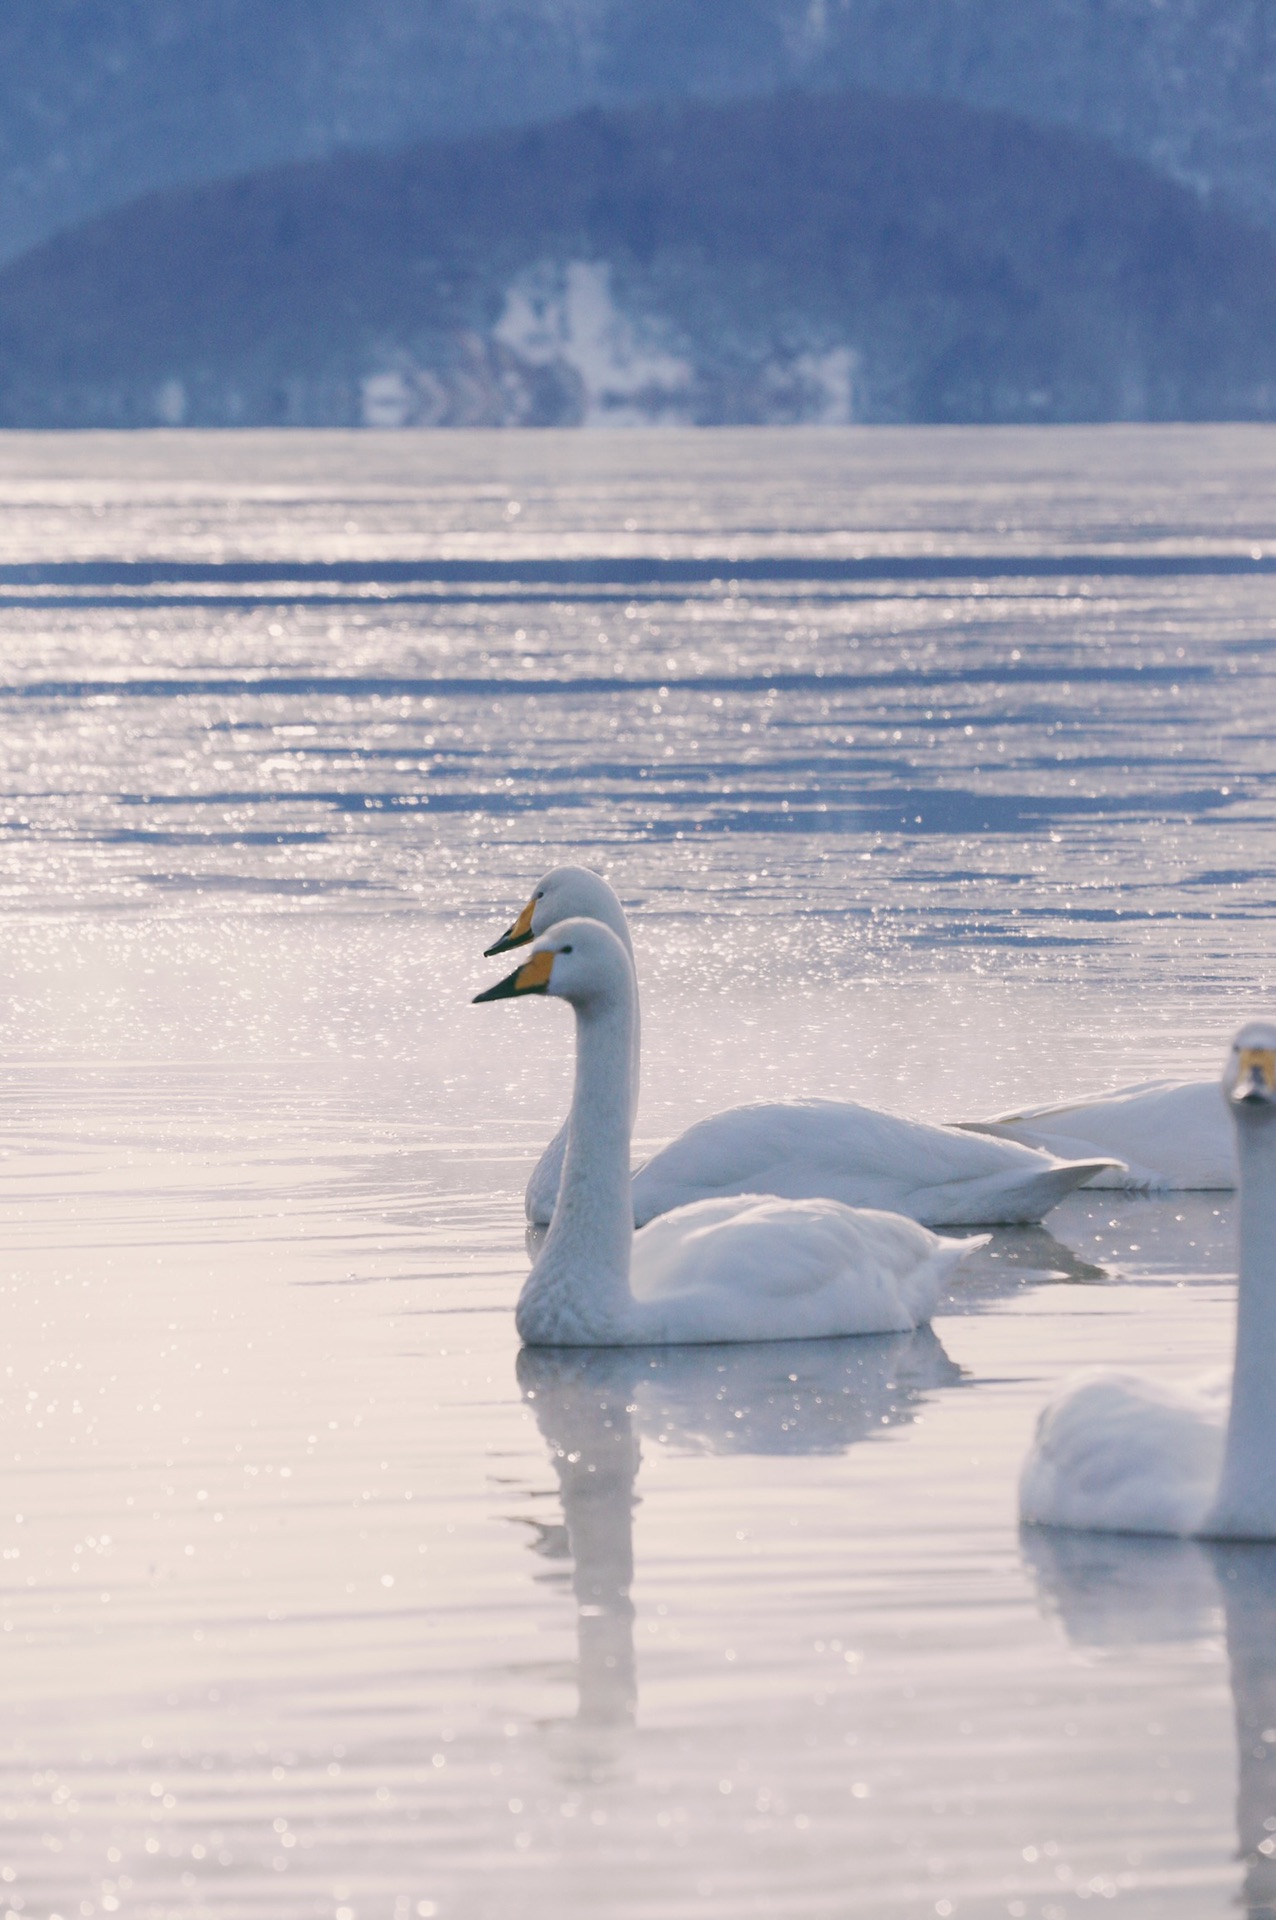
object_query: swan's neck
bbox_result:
[606,915,641,1124]
[522,949,638,1223]
[516,978,636,1344]
[1207,1108,1276,1537]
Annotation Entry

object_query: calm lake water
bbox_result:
[1,425,1274,1919]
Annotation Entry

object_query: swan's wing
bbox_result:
[634,1194,940,1300]
[631,1099,1116,1227]
[1019,1368,1224,1536]
[629,1194,983,1341]
[957,1081,1236,1191]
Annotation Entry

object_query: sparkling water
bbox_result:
[0,426,1274,1918]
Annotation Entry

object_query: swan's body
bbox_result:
[624,1192,973,1344]
[476,920,986,1347]
[1020,1022,1276,1540]
[631,1097,1114,1228]
[1019,1368,1228,1535]
[489,866,1120,1229]
[958,1078,1235,1190]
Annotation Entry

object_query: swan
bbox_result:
[474,918,987,1346]
[956,1078,1235,1190]
[1019,1020,1276,1539]
[486,866,1121,1229]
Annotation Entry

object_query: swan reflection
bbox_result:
[949,1222,1110,1308]
[517,1328,964,1733]
[1024,1528,1276,1916]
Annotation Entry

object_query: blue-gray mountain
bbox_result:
[3,1,1276,268]
[1,90,1274,427]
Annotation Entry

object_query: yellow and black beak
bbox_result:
[1233,1046,1276,1106]
[473,948,555,1004]
[484,895,537,957]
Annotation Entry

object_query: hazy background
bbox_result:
[3,0,1276,426]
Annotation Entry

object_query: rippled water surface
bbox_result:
[1,426,1274,1919]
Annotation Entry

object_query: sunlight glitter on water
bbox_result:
[0,427,1274,1919]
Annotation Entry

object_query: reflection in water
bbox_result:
[1222,1551,1276,1920]
[518,1347,642,1736]
[947,1221,1111,1316]
[976,1222,1110,1286]
[517,1329,964,1729]
[1024,1529,1276,1917]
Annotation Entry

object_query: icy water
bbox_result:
[1,425,1274,1920]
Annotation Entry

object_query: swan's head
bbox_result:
[484,865,630,957]
[474,917,634,1011]
[1224,1021,1276,1109]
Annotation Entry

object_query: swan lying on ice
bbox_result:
[486,865,1120,1230]
[475,918,986,1347]
[1020,1020,1276,1539]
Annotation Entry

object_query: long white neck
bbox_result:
[1206,1106,1276,1537]
[523,919,639,1225]
[515,966,637,1345]
[606,907,641,1125]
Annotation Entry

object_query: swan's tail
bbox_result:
[912,1158,1123,1227]
[951,1119,1160,1189]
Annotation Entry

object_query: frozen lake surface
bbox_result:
[0,425,1274,1918]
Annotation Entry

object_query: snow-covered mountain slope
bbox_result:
[3,88,1275,428]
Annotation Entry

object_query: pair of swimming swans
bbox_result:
[477,914,985,1344]
[485,865,1119,1230]
[491,867,1235,1203]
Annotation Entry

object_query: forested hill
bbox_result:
[2,88,1275,428]
[3,0,1276,267]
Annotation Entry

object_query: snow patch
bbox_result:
[494,260,693,425]
[359,334,582,427]
[793,347,858,424]
[361,370,416,429]
[357,263,860,427]
[155,377,187,426]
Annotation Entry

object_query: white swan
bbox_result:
[475,918,986,1346]
[956,1078,1235,1190]
[1019,1020,1276,1539]
[487,866,1120,1229]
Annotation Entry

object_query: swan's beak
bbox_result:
[1232,1046,1276,1106]
[484,895,536,957]
[473,948,555,1003]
